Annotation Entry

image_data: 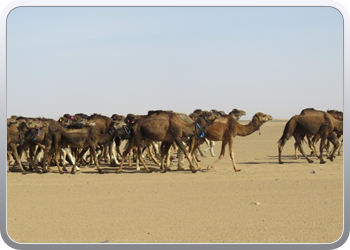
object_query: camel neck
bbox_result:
[333,119,343,133]
[236,119,260,137]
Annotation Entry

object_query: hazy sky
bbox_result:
[7,6,343,120]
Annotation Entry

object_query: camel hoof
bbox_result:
[177,167,185,171]
[191,169,197,173]
[279,162,284,164]
[307,160,314,163]
[320,161,326,164]
[327,157,334,162]
[71,171,76,174]
[160,169,167,173]
[21,172,27,175]
[235,169,241,172]
[98,170,104,174]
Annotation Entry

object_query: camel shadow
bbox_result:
[7,167,43,175]
[238,161,281,165]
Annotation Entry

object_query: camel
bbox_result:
[120,113,163,170]
[326,110,343,156]
[159,111,209,171]
[58,113,120,166]
[202,108,247,157]
[190,112,273,172]
[7,118,43,174]
[47,119,126,174]
[294,108,343,158]
[278,112,342,164]
[117,110,219,173]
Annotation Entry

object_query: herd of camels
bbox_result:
[7,107,343,175]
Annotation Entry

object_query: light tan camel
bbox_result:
[190,112,273,172]
[278,112,342,164]
[203,108,247,157]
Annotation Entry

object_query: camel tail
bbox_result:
[278,118,296,147]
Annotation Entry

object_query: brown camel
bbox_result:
[117,110,219,173]
[278,112,342,164]
[295,108,343,158]
[190,112,272,172]
[202,108,246,157]
[7,118,43,174]
[326,110,343,156]
[47,119,126,174]
[121,113,163,170]
[58,113,120,166]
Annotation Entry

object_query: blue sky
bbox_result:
[6,6,343,119]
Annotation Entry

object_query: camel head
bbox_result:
[7,117,18,126]
[229,109,246,120]
[125,113,141,126]
[58,116,70,126]
[253,112,273,127]
[195,111,221,137]
[107,120,129,139]
[23,118,43,129]
[111,114,126,122]
[74,113,89,123]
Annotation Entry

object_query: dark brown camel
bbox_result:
[190,112,273,172]
[58,113,119,166]
[47,119,126,174]
[278,112,342,164]
[117,110,219,173]
[22,118,71,174]
[7,118,43,174]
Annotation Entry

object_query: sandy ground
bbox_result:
[6,120,343,244]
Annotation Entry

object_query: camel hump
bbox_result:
[147,110,174,116]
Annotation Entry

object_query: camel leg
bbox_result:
[62,147,75,172]
[278,137,287,164]
[310,135,321,158]
[337,137,343,156]
[9,144,27,175]
[294,142,299,159]
[177,146,185,170]
[129,148,137,168]
[90,146,103,174]
[326,133,340,162]
[319,136,327,164]
[227,138,241,172]
[208,141,227,170]
[159,142,172,173]
[188,137,204,170]
[20,143,41,172]
[294,135,313,163]
[109,142,120,167]
[174,138,196,173]
[136,147,152,173]
[49,147,64,174]
[209,141,216,157]
[117,139,136,173]
[147,145,162,167]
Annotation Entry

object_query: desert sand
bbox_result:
[6,120,343,244]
